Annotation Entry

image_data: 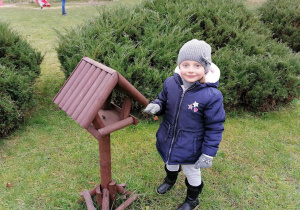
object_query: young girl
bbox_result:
[144,39,225,210]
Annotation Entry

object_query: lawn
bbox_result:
[0,0,299,209]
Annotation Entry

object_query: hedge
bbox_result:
[259,0,300,52]
[56,0,300,113]
[0,22,43,137]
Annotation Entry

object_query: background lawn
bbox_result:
[0,0,299,209]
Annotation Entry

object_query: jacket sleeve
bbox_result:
[151,78,169,116]
[202,89,225,157]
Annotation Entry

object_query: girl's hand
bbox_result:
[144,103,160,115]
[194,154,213,169]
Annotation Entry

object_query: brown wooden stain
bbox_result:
[53,57,148,210]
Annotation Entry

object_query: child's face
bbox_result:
[179,60,205,83]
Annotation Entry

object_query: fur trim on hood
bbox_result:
[174,62,220,83]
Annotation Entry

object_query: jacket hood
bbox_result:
[174,62,220,84]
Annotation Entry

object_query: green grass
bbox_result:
[0,1,300,209]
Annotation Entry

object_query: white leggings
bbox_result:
[167,164,201,187]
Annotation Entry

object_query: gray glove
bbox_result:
[144,103,160,115]
[194,154,213,169]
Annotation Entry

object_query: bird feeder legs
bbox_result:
[80,97,138,210]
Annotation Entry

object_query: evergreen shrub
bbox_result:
[0,22,43,136]
[56,0,300,113]
[259,0,300,52]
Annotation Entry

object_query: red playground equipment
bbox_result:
[35,0,50,7]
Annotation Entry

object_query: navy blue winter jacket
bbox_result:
[153,73,225,165]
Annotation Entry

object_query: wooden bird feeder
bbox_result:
[53,57,148,210]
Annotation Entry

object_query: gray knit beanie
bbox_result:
[177,39,212,74]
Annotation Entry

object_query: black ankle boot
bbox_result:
[177,178,204,210]
[156,165,181,194]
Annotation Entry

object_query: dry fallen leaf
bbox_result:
[153,116,159,121]
[6,183,13,188]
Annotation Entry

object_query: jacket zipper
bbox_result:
[166,84,196,164]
